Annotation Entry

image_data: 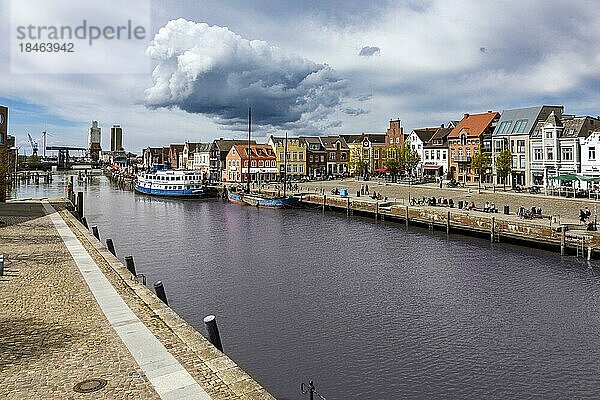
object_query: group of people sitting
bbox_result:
[411,196,454,207]
[518,206,543,219]
[482,201,498,213]
[370,192,385,200]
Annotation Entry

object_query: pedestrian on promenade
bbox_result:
[439,177,443,188]
[365,184,369,194]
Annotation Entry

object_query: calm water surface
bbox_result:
[14,175,600,399]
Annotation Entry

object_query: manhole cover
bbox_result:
[73,378,108,393]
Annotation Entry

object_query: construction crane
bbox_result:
[27,133,39,156]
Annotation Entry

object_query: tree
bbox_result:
[399,142,420,177]
[471,151,491,192]
[383,146,401,182]
[0,147,11,202]
[348,146,369,177]
[495,149,512,191]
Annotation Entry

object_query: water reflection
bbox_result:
[13,175,600,399]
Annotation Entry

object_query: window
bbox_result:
[497,121,512,134]
[519,156,525,169]
[590,147,596,160]
[493,139,505,152]
[320,155,325,162]
[279,151,284,160]
[512,119,528,133]
[512,156,518,168]
[516,140,525,153]
[293,165,297,173]
[562,147,573,161]
[299,165,304,173]
[299,152,303,161]
[272,160,276,167]
[442,151,446,160]
[466,148,471,157]
[341,152,347,161]
[374,150,379,160]
[258,160,264,167]
[545,130,553,139]
[329,152,335,160]
[251,160,256,167]
[460,134,467,145]
[436,150,441,159]
[396,137,400,143]
[243,160,248,167]
[293,152,297,161]
[424,150,429,160]
[546,147,553,160]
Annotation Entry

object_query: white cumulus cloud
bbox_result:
[144,18,349,131]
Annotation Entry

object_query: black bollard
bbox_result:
[92,225,100,240]
[503,205,510,215]
[106,238,116,256]
[203,315,223,352]
[153,281,168,305]
[77,191,84,220]
[125,256,136,275]
[0,255,4,276]
[81,217,89,229]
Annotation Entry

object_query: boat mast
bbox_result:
[246,107,251,194]
[283,132,288,198]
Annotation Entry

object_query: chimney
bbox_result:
[441,124,445,128]
[487,110,493,113]
[464,113,469,119]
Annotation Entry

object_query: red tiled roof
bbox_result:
[448,111,499,138]
[231,144,275,159]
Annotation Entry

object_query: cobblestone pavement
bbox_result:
[0,201,275,400]
[290,179,600,225]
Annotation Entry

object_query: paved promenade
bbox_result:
[292,179,600,225]
[0,200,274,400]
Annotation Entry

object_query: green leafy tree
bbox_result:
[0,147,9,202]
[349,147,369,177]
[495,149,512,191]
[383,146,401,182]
[400,142,420,177]
[471,151,491,192]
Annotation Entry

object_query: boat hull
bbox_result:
[227,192,245,204]
[135,184,204,198]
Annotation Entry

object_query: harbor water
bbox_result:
[14,175,600,399]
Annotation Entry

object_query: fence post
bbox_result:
[92,225,100,240]
[125,256,136,275]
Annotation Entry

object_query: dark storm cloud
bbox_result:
[144,19,349,130]
[343,107,369,116]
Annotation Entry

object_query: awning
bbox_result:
[374,167,388,173]
[549,174,578,181]
[423,165,442,169]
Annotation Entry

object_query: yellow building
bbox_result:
[268,135,306,180]
[342,133,387,176]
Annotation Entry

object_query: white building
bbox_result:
[408,128,437,176]
[192,143,211,179]
[423,126,452,178]
[580,131,600,187]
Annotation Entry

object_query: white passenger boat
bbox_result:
[135,168,205,197]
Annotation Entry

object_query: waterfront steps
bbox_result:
[0,199,275,400]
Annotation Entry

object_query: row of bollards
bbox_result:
[86,222,224,352]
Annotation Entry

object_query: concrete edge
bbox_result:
[60,208,277,400]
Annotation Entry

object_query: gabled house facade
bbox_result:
[268,136,306,180]
[423,125,452,178]
[530,113,600,187]
[191,143,211,178]
[300,136,327,178]
[448,111,500,184]
[320,136,349,177]
[386,119,404,148]
[407,128,437,176]
[491,105,563,187]
[209,139,255,182]
[224,144,278,183]
[342,133,387,175]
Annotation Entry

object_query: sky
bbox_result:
[2,0,600,155]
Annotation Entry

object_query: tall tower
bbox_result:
[110,125,123,152]
[88,120,102,161]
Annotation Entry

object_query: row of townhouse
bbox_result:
[403,105,600,188]
[143,133,390,183]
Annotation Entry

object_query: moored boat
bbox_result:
[135,167,205,197]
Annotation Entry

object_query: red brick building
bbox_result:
[448,111,499,183]
[386,119,404,148]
